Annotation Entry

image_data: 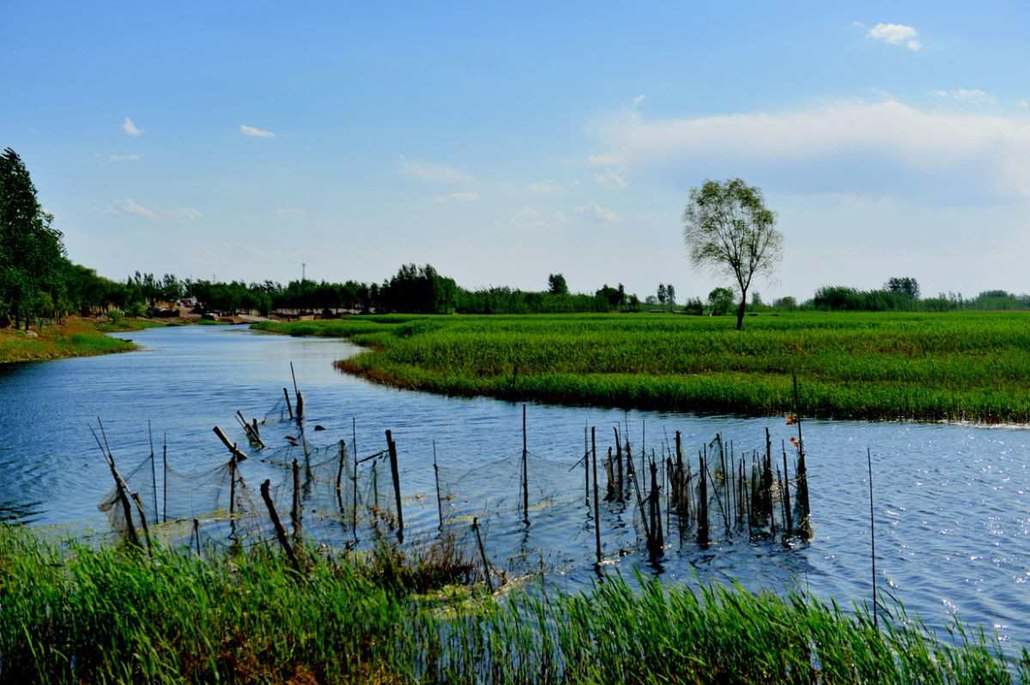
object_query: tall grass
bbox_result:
[253,311,1030,423]
[2,527,1025,683]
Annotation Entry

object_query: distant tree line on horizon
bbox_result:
[4,147,1030,327]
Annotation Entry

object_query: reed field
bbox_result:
[253,311,1030,423]
[0,526,1024,684]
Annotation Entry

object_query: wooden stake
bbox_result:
[162,434,168,523]
[867,448,878,630]
[283,387,294,420]
[386,430,404,543]
[130,492,153,556]
[521,404,529,525]
[291,458,302,543]
[471,517,493,593]
[433,440,444,530]
[148,420,158,525]
[260,479,300,572]
[591,426,602,568]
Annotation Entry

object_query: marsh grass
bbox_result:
[254,312,1030,423]
[1,526,1026,683]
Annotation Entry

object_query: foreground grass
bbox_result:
[253,311,1030,423]
[2,528,1024,683]
[0,318,138,363]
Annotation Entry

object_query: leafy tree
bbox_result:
[683,179,783,330]
[886,277,920,300]
[707,287,735,316]
[657,284,667,304]
[547,273,569,295]
[665,284,675,306]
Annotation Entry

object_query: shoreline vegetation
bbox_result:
[252,311,1030,424]
[0,316,151,364]
[1,527,1024,683]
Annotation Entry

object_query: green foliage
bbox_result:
[547,273,568,295]
[707,287,735,315]
[683,178,783,329]
[259,311,1030,423]
[0,526,1022,683]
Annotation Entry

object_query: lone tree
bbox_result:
[683,178,782,330]
[547,273,568,295]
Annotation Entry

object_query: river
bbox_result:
[0,324,1027,647]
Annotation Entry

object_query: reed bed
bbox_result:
[2,526,1025,683]
[253,311,1030,422]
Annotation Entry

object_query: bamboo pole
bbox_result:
[291,458,301,543]
[867,448,878,630]
[162,434,168,523]
[283,387,294,420]
[148,420,158,525]
[130,492,153,556]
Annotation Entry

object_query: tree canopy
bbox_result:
[683,179,782,330]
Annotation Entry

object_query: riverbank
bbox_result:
[0,526,1022,683]
[0,317,157,364]
[252,311,1030,424]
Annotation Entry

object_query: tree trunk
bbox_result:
[735,290,747,330]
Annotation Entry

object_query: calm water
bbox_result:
[0,325,1027,646]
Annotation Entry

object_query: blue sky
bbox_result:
[3,2,1030,300]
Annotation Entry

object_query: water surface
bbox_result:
[0,324,1027,646]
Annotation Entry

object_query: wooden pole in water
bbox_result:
[583,424,590,504]
[283,388,294,421]
[162,433,168,523]
[386,430,404,543]
[591,426,602,568]
[228,452,239,544]
[260,479,300,572]
[697,451,709,547]
[614,427,624,503]
[521,404,529,525]
[291,458,302,543]
[433,440,444,531]
[782,442,793,536]
[148,420,158,525]
[867,448,878,630]
[471,517,494,593]
[336,440,347,514]
[130,492,153,556]
[92,423,141,550]
[351,419,358,542]
[193,518,201,556]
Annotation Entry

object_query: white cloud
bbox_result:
[933,89,994,104]
[509,206,569,230]
[866,23,921,51]
[592,99,1030,198]
[240,124,275,138]
[399,157,474,184]
[587,153,619,167]
[527,180,563,194]
[632,94,647,109]
[107,153,142,162]
[121,117,143,137]
[594,168,628,189]
[434,191,479,203]
[111,199,201,221]
[575,203,620,223]
[1018,100,1030,110]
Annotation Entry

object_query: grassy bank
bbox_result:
[0,317,145,363]
[0,527,1024,683]
[252,311,1030,423]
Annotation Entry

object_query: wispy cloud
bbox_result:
[107,153,142,162]
[866,22,922,51]
[400,157,474,184]
[933,88,994,104]
[434,191,479,203]
[575,203,620,223]
[527,180,563,194]
[240,124,275,138]
[592,98,1030,198]
[111,199,201,221]
[594,168,628,189]
[121,117,143,137]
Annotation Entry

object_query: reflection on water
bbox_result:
[0,325,1027,645]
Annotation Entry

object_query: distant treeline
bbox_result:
[803,277,1030,312]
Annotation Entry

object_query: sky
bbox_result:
[3,1,1030,301]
